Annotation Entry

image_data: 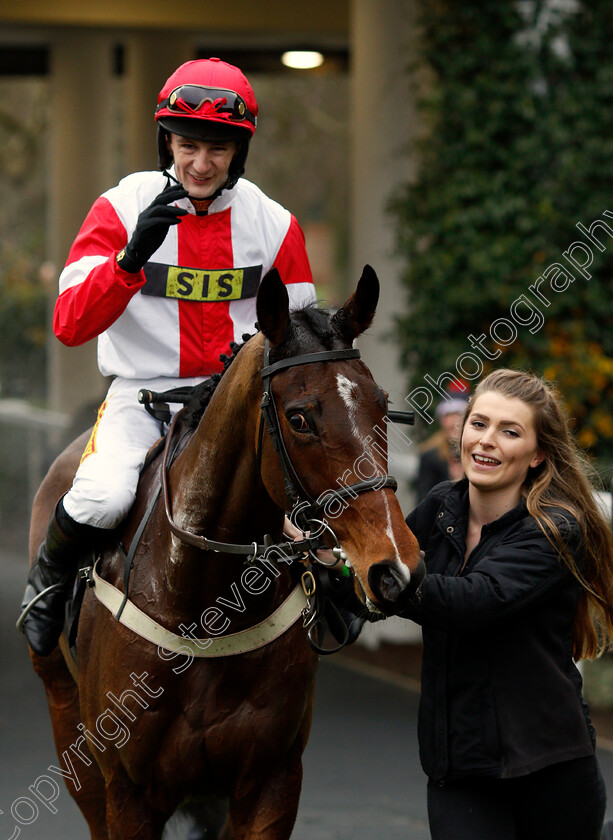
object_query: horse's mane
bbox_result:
[183,335,252,428]
[184,303,342,429]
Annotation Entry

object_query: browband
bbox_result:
[260,348,361,380]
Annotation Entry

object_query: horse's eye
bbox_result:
[288,413,310,433]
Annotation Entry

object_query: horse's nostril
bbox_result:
[368,561,410,604]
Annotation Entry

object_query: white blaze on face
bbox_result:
[336,373,360,440]
[335,372,406,572]
[385,516,404,568]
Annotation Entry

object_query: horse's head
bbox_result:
[255,265,424,617]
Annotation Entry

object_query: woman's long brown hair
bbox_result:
[462,369,613,660]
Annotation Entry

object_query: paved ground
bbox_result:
[2,539,613,839]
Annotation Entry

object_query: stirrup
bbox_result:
[16,582,65,634]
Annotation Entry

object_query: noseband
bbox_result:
[162,340,413,562]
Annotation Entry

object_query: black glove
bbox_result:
[116,184,188,273]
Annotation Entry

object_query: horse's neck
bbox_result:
[163,340,283,602]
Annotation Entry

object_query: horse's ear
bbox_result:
[332,264,380,342]
[256,269,293,347]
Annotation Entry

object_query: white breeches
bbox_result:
[62,375,206,529]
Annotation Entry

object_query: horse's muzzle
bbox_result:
[367,552,426,613]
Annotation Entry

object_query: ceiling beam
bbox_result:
[0,0,349,37]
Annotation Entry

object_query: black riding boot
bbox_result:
[18,500,99,657]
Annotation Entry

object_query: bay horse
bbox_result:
[26,265,423,840]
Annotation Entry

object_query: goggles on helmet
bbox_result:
[156,84,257,129]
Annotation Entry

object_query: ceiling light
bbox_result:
[281,51,324,70]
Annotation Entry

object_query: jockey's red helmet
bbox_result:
[155,58,258,142]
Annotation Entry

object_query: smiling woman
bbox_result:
[461,391,545,526]
[402,368,613,840]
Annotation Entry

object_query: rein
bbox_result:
[162,410,308,560]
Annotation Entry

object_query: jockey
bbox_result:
[19,57,315,657]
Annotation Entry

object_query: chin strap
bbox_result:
[161,159,240,205]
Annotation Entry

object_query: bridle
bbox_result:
[162,340,412,563]
[258,341,399,530]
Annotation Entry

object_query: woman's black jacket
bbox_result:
[403,478,595,781]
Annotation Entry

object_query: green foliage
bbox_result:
[393,0,613,465]
[0,79,49,400]
[0,253,48,399]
